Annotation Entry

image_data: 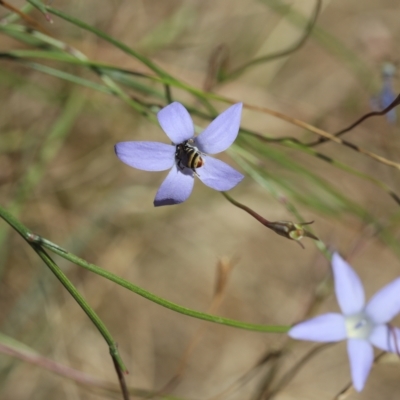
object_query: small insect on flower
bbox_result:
[175,139,204,174]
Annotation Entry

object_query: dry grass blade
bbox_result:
[0,338,116,391]
[0,0,51,34]
[242,102,400,171]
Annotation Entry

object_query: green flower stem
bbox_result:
[42,242,288,333]
[0,205,289,334]
[0,206,128,374]
[33,246,127,374]
[228,147,330,258]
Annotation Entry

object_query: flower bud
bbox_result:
[267,220,319,246]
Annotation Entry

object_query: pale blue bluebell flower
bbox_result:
[115,102,244,206]
[289,252,400,392]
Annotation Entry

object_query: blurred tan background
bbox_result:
[1,0,400,399]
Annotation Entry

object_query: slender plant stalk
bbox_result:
[34,247,127,372]
[0,204,289,334]
[308,94,400,146]
[0,205,131,399]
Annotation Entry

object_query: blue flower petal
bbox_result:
[157,102,194,144]
[365,277,400,324]
[288,313,346,342]
[369,325,400,353]
[154,164,194,206]
[380,83,397,124]
[347,339,373,392]
[115,141,175,171]
[195,103,242,154]
[197,156,243,191]
[332,253,365,316]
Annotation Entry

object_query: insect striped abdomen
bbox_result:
[185,145,204,168]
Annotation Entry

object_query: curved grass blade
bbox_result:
[220,0,322,82]
[263,0,375,91]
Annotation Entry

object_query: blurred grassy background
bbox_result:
[1,0,400,399]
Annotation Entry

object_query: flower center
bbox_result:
[345,311,374,340]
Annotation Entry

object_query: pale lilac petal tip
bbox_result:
[369,325,400,353]
[365,277,400,324]
[115,142,175,171]
[347,339,373,392]
[288,313,346,342]
[154,164,194,206]
[157,102,194,144]
[331,253,365,316]
[197,156,243,191]
[195,103,242,154]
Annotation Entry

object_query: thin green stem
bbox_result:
[43,242,288,333]
[0,206,128,375]
[32,246,128,374]
[221,192,319,247]
[164,84,173,104]
[0,204,289,334]
[222,192,272,224]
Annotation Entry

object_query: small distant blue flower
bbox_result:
[115,102,244,206]
[371,63,397,123]
[289,252,400,392]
